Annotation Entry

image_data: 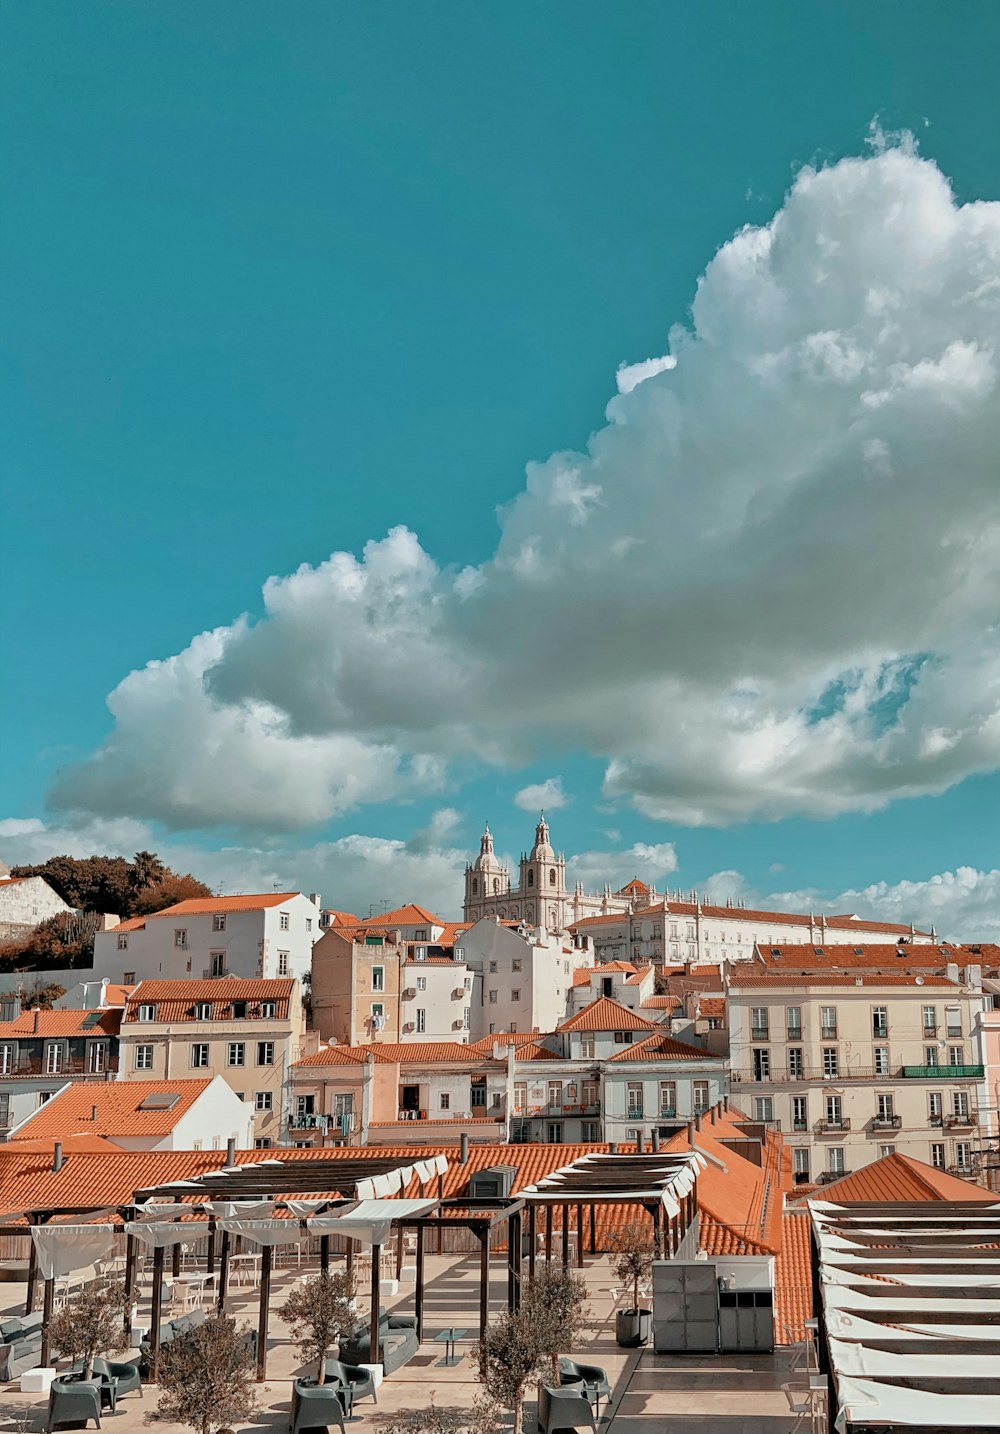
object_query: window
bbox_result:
[822,1047,839,1078]
[254,1137,274,1149]
[416,976,427,992]
[548,1123,564,1144]
[693,1081,710,1113]
[210,951,227,978]
[414,946,427,961]
[579,1034,595,1059]
[792,1148,810,1184]
[613,1031,634,1045]
[254,1091,273,1112]
[279,912,290,930]
[174,929,188,947]
[751,1007,769,1039]
[659,1081,677,1117]
[488,990,498,1004]
[925,1045,939,1067]
[871,1006,888,1038]
[195,1002,212,1021]
[879,1144,896,1158]
[922,1005,937,1033]
[227,1042,246,1067]
[786,1007,802,1038]
[45,1043,64,1074]
[513,1082,527,1112]
[0,1094,10,1127]
[945,1006,962,1038]
[455,946,465,961]
[0,1044,15,1076]
[261,1001,277,1018]
[792,1095,808,1131]
[463,1007,471,1030]
[955,1141,972,1172]
[122,972,135,986]
[876,1093,895,1122]
[488,961,498,974]
[277,952,289,977]
[931,1142,945,1170]
[372,966,384,992]
[874,1046,890,1076]
[305,918,312,932]
[511,989,521,1003]
[753,1048,770,1080]
[117,934,128,950]
[825,1095,843,1128]
[820,1006,837,1038]
[135,1044,154,1070]
[440,1092,450,1111]
[416,1009,426,1034]
[627,1083,643,1117]
[512,959,522,973]
[928,1091,943,1125]
[788,1048,804,1078]
[549,868,556,886]
[754,1096,774,1122]
[827,1148,846,1175]
[212,914,227,932]
[953,1090,970,1117]
[256,1041,275,1066]
[191,1044,210,1068]
[527,871,534,887]
[137,1004,157,1022]
[948,1045,964,1066]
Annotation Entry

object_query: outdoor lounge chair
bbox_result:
[558,1358,612,1418]
[47,1376,102,1431]
[290,1378,347,1434]
[537,1381,598,1434]
[324,1357,378,1407]
[91,1355,143,1400]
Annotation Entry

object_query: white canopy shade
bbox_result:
[126,1219,209,1249]
[32,1223,116,1279]
[834,1374,1000,1433]
[308,1198,437,1248]
[217,1217,306,1247]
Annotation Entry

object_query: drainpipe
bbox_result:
[505,1045,516,1141]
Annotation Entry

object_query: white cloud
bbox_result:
[52,142,1000,831]
[615,353,677,394]
[513,777,569,813]
[567,840,678,892]
[801,866,1000,943]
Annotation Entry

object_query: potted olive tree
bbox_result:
[47,1279,129,1379]
[279,1268,356,1385]
[609,1222,654,1347]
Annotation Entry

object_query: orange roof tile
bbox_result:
[147,893,301,917]
[640,994,681,1009]
[8,1079,215,1142]
[361,904,445,928]
[699,997,725,1017]
[113,916,147,933]
[468,1032,545,1054]
[729,970,954,989]
[606,1031,717,1062]
[571,904,931,936]
[100,985,136,1007]
[556,997,655,1033]
[0,1010,120,1039]
[755,941,986,970]
[124,979,294,1022]
[775,1210,814,1344]
[321,910,359,925]
[297,1041,485,1067]
[789,1151,997,1205]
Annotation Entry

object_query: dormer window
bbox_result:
[195,1002,212,1021]
[414,929,428,941]
[261,1002,277,1018]
[232,1001,248,1019]
[137,1004,157,1022]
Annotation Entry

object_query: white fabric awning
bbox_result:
[834,1374,1000,1433]
[307,1198,437,1248]
[217,1217,305,1247]
[204,1200,275,1219]
[127,1220,209,1249]
[32,1223,116,1279]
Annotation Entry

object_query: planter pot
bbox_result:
[615,1308,651,1348]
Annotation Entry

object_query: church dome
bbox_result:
[530,815,555,863]
[474,824,502,873]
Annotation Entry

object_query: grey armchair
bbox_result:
[324,1357,378,1407]
[47,1376,102,1431]
[290,1378,348,1434]
[537,1381,598,1434]
[559,1357,612,1416]
[93,1355,143,1400]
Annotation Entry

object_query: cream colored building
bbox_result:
[117,977,312,1147]
[727,952,988,1187]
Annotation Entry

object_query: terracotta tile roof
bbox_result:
[755,941,984,970]
[775,1210,814,1344]
[0,1010,120,1039]
[606,1032,717,1063]
[321,910,359,925]
[402,956,462,967]
[699,997,725,1017]
[571,963,637,988]
[729,971,954,989]
[664,1111,787,1255]
[147,893,301,917]
[425,922,472,948]
[510,1040,561,1062]
[788,1152,997,1205]
[640,994,681,1009]
[468,1032,545,1054]
[572,904,931,936]
[362,904,445,928]
[296,1041,484,1068]
[113,916,147,933]
[100,985,135,1007]
[616,879,651,897]
[556,997,656,1033]
[8,1079,215,1142]
[123,979,295,1023]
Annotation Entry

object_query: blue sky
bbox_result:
[3,3,1000,929]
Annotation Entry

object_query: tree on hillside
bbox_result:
[131,871,213,917]
[11,852,211,919]
[0,911,103,973]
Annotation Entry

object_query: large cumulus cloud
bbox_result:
[53,141,1000,830]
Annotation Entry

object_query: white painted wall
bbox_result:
[461,919,590,1039]
[0,876,72,932]
[400,960,472,1043]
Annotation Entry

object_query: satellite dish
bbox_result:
[915,976,925,985]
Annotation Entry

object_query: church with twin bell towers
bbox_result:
[462,815,656,932]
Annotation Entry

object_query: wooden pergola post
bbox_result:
[39,1275,55,1368]
[545,1204,553,1264]
[369,1242,382,1365]
[528,1202,537,1279]
[561,1204,569,1267]
[507,1211,521,1312]
[24,1227,37,1317]
[395,1226,405,1280]
[320,1234,330,1274]
[256,1244,272,1381]
[478,1227,490,1342]
[149,1245,165,1382]
[576,1203,584,1268]
[206,1221,216,1277]
[171,1240,182,1278]
[216,1229,230,1314]
[652,1202,662,1259]
[123,1232,137,1338]
[414,1224,426,1342]
[589,1204,596,1256]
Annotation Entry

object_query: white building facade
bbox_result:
[0,868,73,939]
[458,917,592,1041]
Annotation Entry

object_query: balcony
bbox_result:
[922,1022,938,1036]
[870,1114,902,1130]
[732,1066,887,1084]
[0,1058,118,1080]
[786,1028,803,1043]
[947,1165,974,1178]
[815,1117,851,1134]
[513,1102,601,1119]
[901,1064,984,1079]
[944,1111,978,1128]
[817,1169,852,1184]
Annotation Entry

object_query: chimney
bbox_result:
[608,1142,618,1154]
[695,1111,703,1132]
[33,1008,39,1034]
[91,1105,98,1123]
[687,1120,696,1144]
[460,1134,470,1165]
[309,893,322,909]
[226,1137,237,1167]
[52,1142,63,1173]
[650,1129,660,1152]
[709,1106,717,1125]
[635,1131,645,1154]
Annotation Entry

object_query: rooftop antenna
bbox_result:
[367,900,390,918]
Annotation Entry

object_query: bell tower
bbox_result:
[464,823,509,922]
[518,813,567,930]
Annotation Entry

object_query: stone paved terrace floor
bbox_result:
[0,1253,809,1432]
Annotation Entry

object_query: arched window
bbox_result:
[472,878,478,895]
[499,908,506,919]
[493,877,500,894]
[527,903,534,921]
[511,905,519,918]
[527,870,534,887]
[549,868,556,886]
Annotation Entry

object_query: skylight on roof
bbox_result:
[138,1092,181,1111]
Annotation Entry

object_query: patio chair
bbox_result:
[324,1357,377,1407]
[537,1381,597,1434]
[47,1376,102,1431]
[290,1378,347,1434]
[558,1358,611,1418]
[92,1355,143,1401]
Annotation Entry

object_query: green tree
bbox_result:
[147,1316,258,1434]
[279,1269,356,1384]
[521,1263,588,1382]
[47,1280,128,1378]
[0,911,103,973]
[11,852,211,919]
[377,1394,502,1434]
[608,1220,654,1313]
[476,1307,547,1434]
